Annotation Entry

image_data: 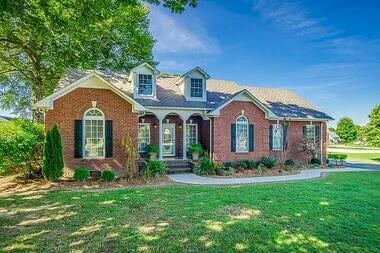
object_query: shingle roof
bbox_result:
[58,69,333,120]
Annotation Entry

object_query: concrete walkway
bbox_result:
[168,167,374,185]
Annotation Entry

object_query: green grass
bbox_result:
[0,172,379,252]
[340,153,380,164]
[329,144,380,150]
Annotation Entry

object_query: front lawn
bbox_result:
[0,172,379,252]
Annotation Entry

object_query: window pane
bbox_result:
[236,124,248,152]
[272,124,283,150]
[186,124,197,147]
[190,78,203,97]
[138,124,150,152]
[138,74,153,95]
[84,119,104,158]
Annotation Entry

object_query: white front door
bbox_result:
[162,123,175,156]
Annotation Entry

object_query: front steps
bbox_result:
[165,159,193,174]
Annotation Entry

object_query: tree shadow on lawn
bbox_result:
[0,174,379,252]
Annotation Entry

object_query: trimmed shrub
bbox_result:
[42,124,64,181]
[236,160,248,169]
[189,144,203,154]
[247,160,258,169]
[310,157,321,165]
[74,168,90,182]
[144,159,167,178]
[327,153,348,165]
[194,156,215,175]
[285,159,295,166]
[223,161,234,169]
[102,170,116,182]
[260,156,277,169]
[0,119,44,177]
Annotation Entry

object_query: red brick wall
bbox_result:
[45,88,138,171]
[212,101,327,165]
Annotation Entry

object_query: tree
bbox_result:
[328,127,335,132]
[0,0,197,116]
[336,117,358,143]
[42,124,64,181]
[364,105,380,147]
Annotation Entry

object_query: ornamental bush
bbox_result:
[144,159,167,178]
[0,119,44,177]
[260,156,277,169]
[74,168,90,182]
[194,156,215,175]
[102,170,116,182]
[310,157,321,165]
[42,124,64,181]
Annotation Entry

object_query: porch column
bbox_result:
[182,116,189,160]
[158,116,164,160]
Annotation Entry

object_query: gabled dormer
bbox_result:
[175,67,210,102]
[129,63,160,99]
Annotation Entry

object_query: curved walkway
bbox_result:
[168,167,374,185]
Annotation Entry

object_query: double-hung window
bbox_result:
[138,123,150,152]
[305,125,316,141]
[236,116,249,152]
[83,109,105,158]
[186,124,198,148]
[272,124,283,150]
[138,74,153,96]
[190,78,203,98]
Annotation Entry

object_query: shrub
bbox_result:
[223,168,234,176]
[223,161,234,169]
[102,170,116,182]
[144,159,167,178]
[310,157,321,165]
[145,144,159,154]
[0,119,44,177]
[285,159,295,166]
[74,168,90,182]
[260,156,277,169]
[327,153,348,165]
[189,144,203,154]
[256,163,266,174]
[42,124,64,181]
[247,160,258,169]
[236,160,248,169]
[194,156,215,175]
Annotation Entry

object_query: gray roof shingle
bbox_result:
[58,69,333,120]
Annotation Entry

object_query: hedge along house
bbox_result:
[34,63,333,172]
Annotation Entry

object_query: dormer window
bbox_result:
[138,74,153,96]
[190,78,203,98]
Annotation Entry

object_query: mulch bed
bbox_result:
[209,168,301,178]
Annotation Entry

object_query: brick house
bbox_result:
[34,63,333,171]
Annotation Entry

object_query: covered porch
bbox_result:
[138,109,211,160]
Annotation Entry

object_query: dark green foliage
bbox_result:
[194,156,215,175]
[73,168,90,182]
[102,170,116,182]
[260,156,277,169]
[223,161,234,169]
[0,119,44,177]
[189,144,203,154]
[336,117,358,143]
[145,144,159,153]
[310,157,321,165]
[144,159,167,178]
[328,153,348,166]
[256,163,266,174]
[236,160,248,169]
[362,105,380,147]
[42,125,64,181]
[285,159,295,166]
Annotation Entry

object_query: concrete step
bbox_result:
[167,167,192,174]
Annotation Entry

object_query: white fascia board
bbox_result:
[174,67,211,85]
[33,72,146,112]
[128,62,160,81]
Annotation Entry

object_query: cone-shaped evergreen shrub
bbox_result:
[42,125,64,181]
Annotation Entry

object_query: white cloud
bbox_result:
[149,7,220,54]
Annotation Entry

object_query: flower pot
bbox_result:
[149,152,157,159]
[192,152,199,161]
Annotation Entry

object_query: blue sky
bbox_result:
[2,0,379,127]
[149,0,380,127]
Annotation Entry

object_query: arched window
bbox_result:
[236,115,249,152]
[83,108,105,158]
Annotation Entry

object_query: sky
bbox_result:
[2,0,379,127]
[149,0,380,127]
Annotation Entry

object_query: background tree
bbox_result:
[336,117,358,143]
[0,0,197,117]
[364,105,380,147]
[328,127,336,132]
[42,124,64,181]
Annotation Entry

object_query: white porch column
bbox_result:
[158,116,164,160]
[182,116,189,160]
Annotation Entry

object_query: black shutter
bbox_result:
[303,125,307,138]
[249,124,254,152]
[283,125,288,151]
[74,120,83,158]
[269,125,273,150]
[231,124,236,152]
[105,120,113,158]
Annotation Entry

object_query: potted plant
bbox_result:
[145,144,159,159]
[189,144,203,160]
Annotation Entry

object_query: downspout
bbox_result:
[320,122,323,163]
[209,117,213,161]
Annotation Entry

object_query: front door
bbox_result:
[162,123,175,156]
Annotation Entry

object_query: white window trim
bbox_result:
[83,108,105,159]
[305,125,316,140]
[137,74,153,97]
[235,115,249,153]
[186,123,198,148]
[138,123,151,153]
[272,124,283,151]
[190,78,203,98]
